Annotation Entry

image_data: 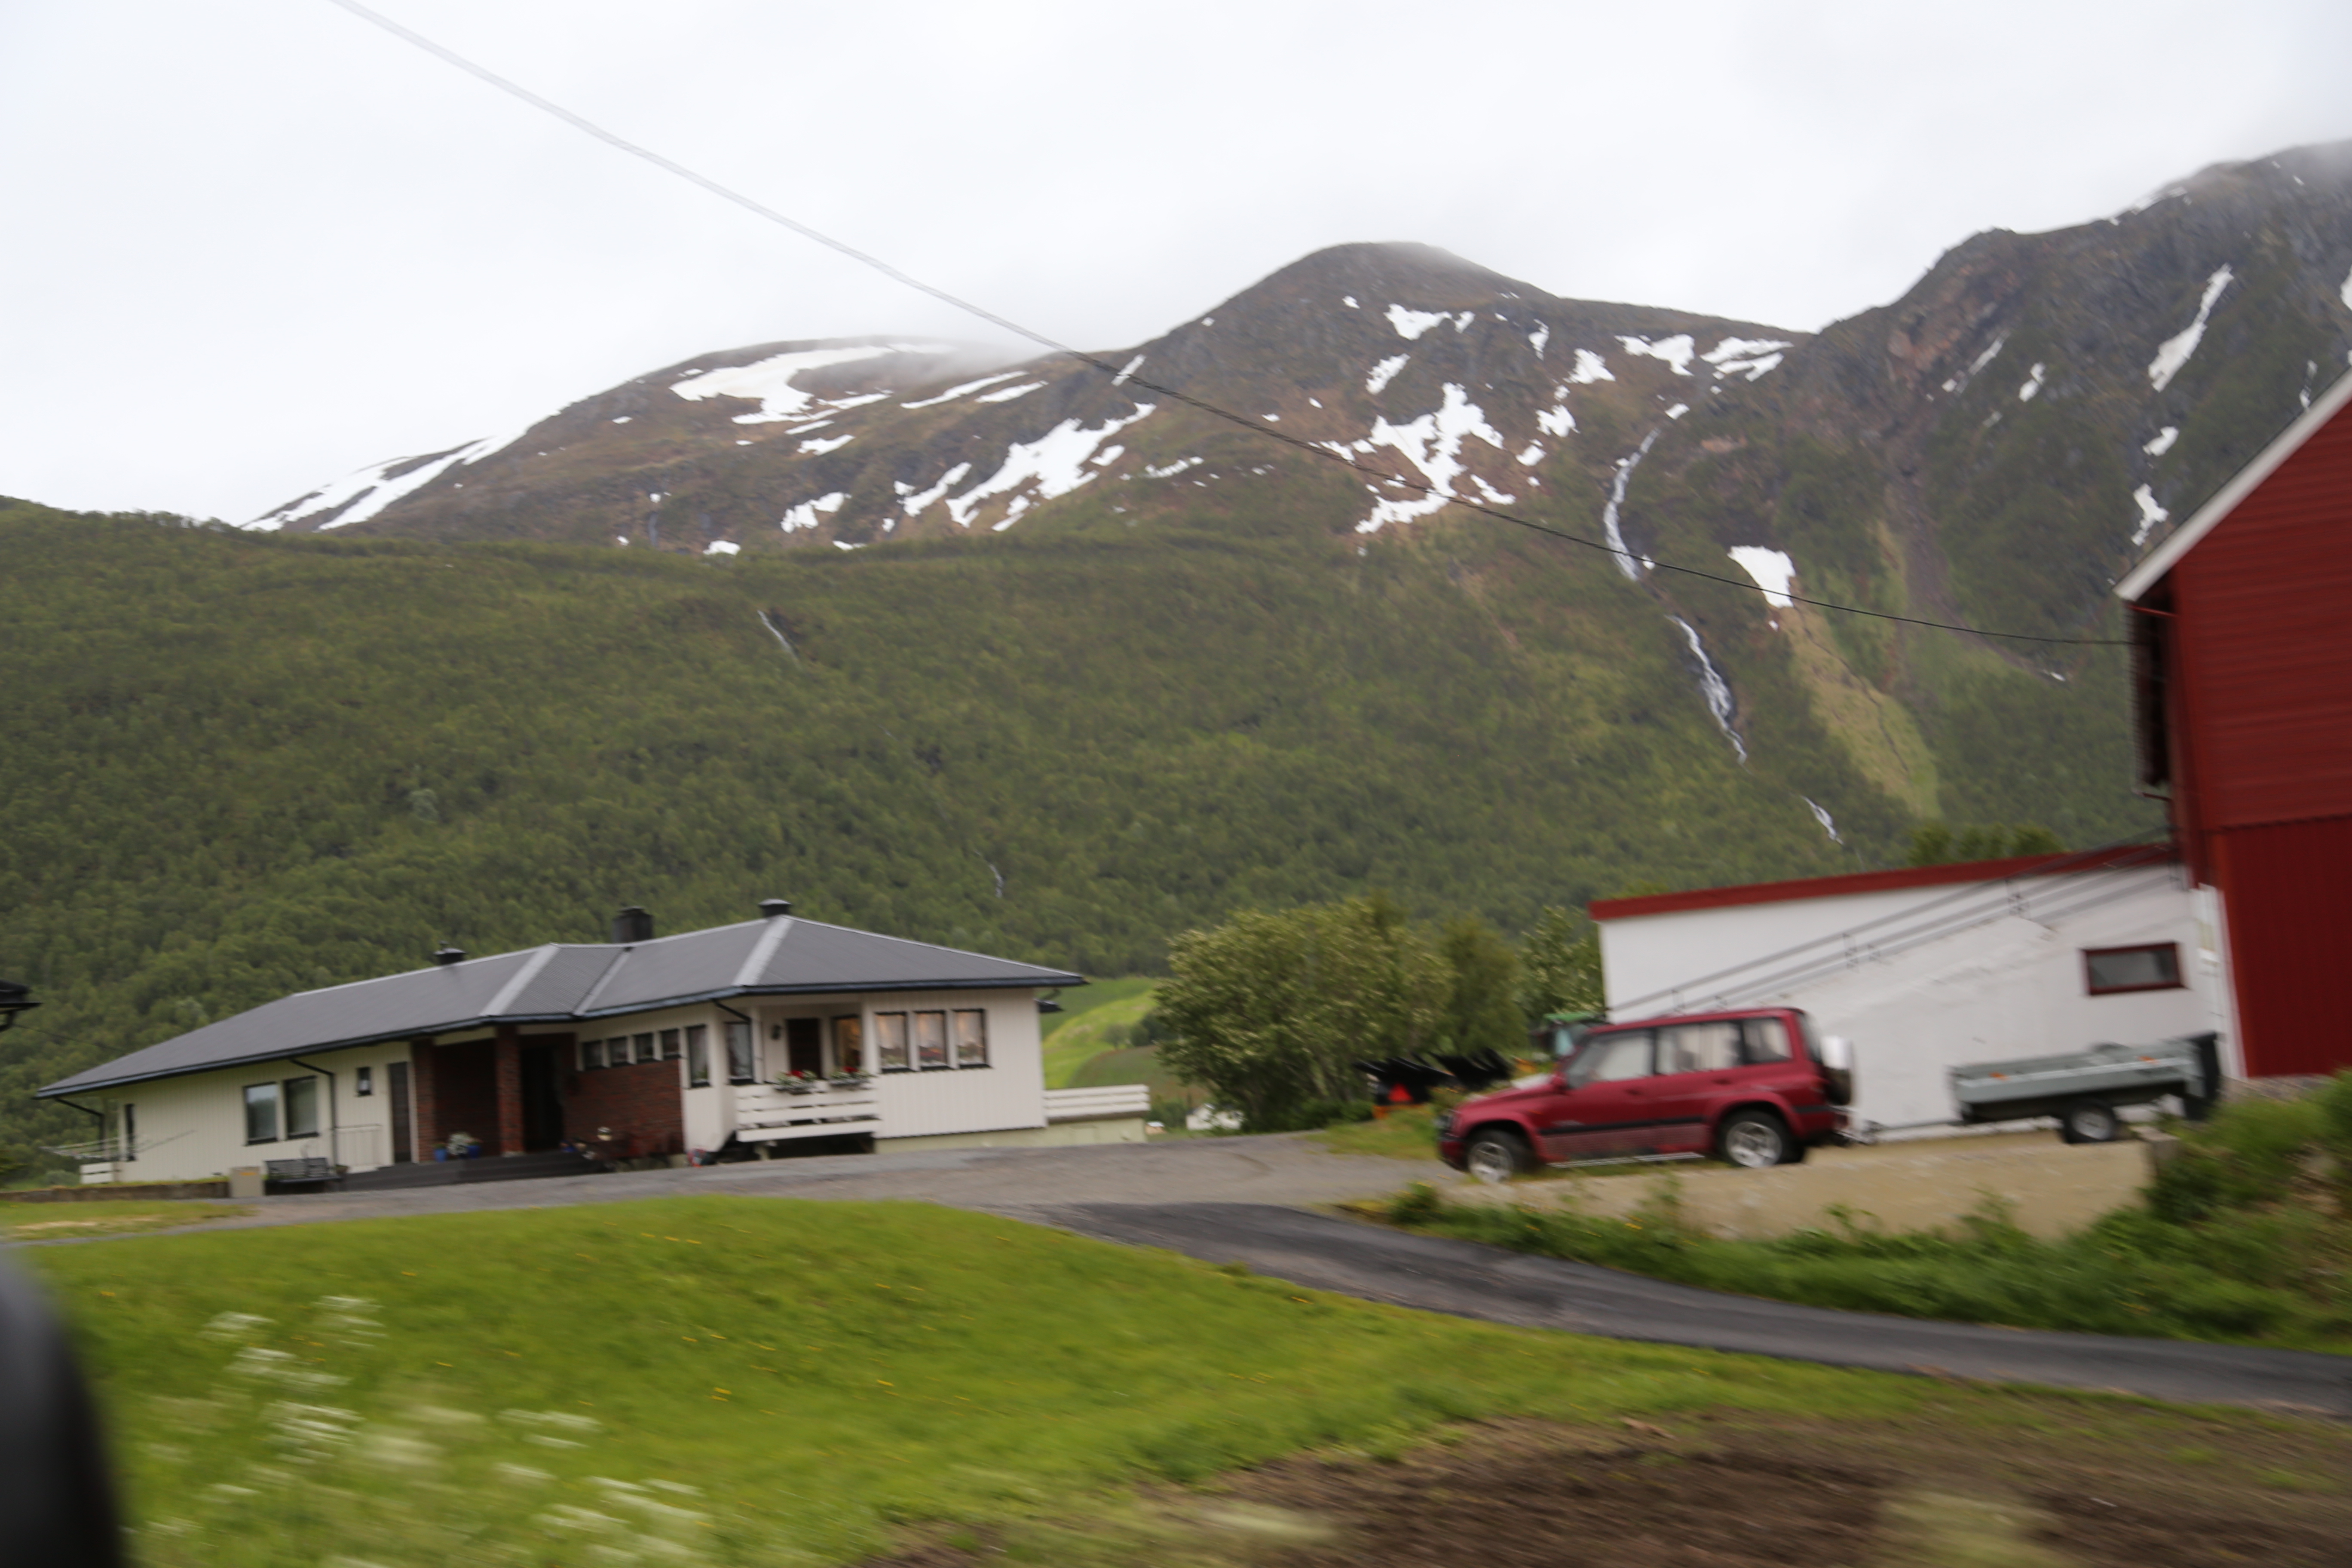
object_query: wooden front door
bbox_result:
[388,1061,413,1164]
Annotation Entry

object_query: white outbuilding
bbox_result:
[1589,845,2236,1133]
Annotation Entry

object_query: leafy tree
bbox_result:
[1906,822,2065,867]
[1434,916,1522,1059]
[1155,894,1443,1130]
[1516,906,1604,1025]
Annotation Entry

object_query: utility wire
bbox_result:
[321,0,2128,649]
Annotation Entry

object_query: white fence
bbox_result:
[332,1124,389,1170]
[734,1082,883,1144]
[1043,1084,1152,1123]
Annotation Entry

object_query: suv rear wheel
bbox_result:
[1717,1110,1796,1169]
[1464,1127,1535,1184]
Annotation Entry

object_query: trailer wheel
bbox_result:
[2058,1100,2122,1145]
[1464,1127,1535,1185]
[1718,1110,1796,1169]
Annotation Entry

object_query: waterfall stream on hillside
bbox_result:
[1602,429,1661,579]
[1671,616,1747,763]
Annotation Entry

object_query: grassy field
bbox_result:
[2,1199,249,1240]
[22,1192,2183,1568]
[1317,1104,1445,1161]
[1039,978,1159,1089]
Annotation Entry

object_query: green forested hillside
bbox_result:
[0,489,2149,1158]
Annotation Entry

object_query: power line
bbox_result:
[320,0,2128,649]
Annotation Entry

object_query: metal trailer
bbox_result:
[1948,1032,2221,1144]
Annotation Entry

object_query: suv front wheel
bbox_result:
[1717,1110,1797,1169]
[1464,1127,1535,1184]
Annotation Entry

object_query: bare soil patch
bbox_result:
[867,1400,2352,1568]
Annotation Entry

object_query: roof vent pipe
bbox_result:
[611,906,655,944]
[758,898,793,919]
[432,946,466,967]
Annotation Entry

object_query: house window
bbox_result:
[726,1020,757,1084]
[833,1016,864,1075]
[685,1024,710,1088]
[633,1032,655,1065]
[914,1011,949,1069]
[583,1039,606,1069]
[244,1082,281,1144]
[2086,943,2183,995]
[356,1066,374,1097]
[661,1029,681,1061]
[953,1010,989,1068]
[875,1012,911,1072]
[283,1076,322,1139]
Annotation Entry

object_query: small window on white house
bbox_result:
[356,1066,374,1097]
[952,1010,988,1068]
[725,1021,757,1084]
[833,1016,864,1075]
[685,1024,710,1088]
[914,1011,949,1069]
[2085,943,2183,995]
[875,1012,911,1072]
[244,1083,280,1144]
[661,1029,682,1061]
[633,1033,655,1065]
[283,1077,322,1139]
[583,1039,606,1069]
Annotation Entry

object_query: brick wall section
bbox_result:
[567,1061,684,1160]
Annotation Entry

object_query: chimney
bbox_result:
[758,897,793,919]
[610,906,655,944]
[432,946,466,967]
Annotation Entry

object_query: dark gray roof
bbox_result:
[40,917,1083,1097]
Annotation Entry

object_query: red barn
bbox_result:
[2117,372,2352,1078]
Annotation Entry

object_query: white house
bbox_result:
[40,901,1145,1188]
[1589,845,2236,1132]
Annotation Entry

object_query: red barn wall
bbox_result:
[2160,397,2352,1076]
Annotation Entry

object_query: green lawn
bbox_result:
[1039,977,1159,1088]
[38,1194,1988,1566]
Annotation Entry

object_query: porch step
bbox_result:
[337,1150,607,1192]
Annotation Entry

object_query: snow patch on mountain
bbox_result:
[674,343,951,424]
[896,463,972,518]
[1352,384,1507,534]
[1727,546,1796,610]
[1942,333,2008,395]
[977,381,1047,404]
[1703,337,1792,382]
[2148,266,2233,392]
[1568,349,1614,384]
[2018,363,2048,401]
[2144,425,2179,456]
[901,371,1023,409]
[781,492,848,532]
[2131,485,2168,546]
[1528,325,1550,358]
[245,427,527,531]
[1618,335,1695,375]
[945,404,1157,531]
[1386,305,1454,340]
[798,434,855,456]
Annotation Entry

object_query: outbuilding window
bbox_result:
[914,1011,950,1069]
[953,1010,988,1068]
[244,1083,280,1144]
[283,1076,322,1139]
[875,1012,911,1072]
[2084,943,2183,995]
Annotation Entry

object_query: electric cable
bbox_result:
[321,0,2128,648]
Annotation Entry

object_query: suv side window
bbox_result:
[1566,1030,1653,1087]
[1657,1022,1740,1075]
[1740,1016,1792,1064]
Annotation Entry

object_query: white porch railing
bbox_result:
[734,1081,882,1144]
[333,1124,389,1170]
[1044,1084,1152,1123]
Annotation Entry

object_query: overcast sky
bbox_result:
[4,0,2346,523]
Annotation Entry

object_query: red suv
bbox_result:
[1436,1008,1850,1182]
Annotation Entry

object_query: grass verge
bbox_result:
[1315,1104,1444,1161]
[1377,1088,2352,1351]
[1040,978,1159,1088]
[27,1192,2162,1567]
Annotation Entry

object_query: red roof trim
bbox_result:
[1589,844,2177,922]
